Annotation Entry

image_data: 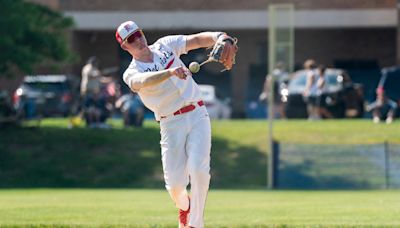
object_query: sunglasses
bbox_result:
[126,30,144,44]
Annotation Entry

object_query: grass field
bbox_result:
[0,189,399,227]
[1,119,399,227]
[30,118,400,146]
[41,118,400,144]
[1,118,399,188]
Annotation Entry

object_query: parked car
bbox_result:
[284,68,364,118]
[199,84,231,119]
[13,75,78,118]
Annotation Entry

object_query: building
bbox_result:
[30,0,398,117]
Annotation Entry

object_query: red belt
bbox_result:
[161,100,204,119]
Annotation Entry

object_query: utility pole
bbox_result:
[267,73,275,190]
[267,4,294,189]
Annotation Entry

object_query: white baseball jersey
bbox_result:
[123,35,202,120]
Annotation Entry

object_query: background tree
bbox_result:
[0,0,75,77]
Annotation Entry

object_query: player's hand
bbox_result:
[169,66,192,80]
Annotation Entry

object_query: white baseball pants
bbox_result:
[159,105,211,228]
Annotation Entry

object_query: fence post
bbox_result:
[384,141,390,189]
[272,140,280,189]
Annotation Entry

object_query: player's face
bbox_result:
[122,30,147,51]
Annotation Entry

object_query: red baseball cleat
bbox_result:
[178,200,190,228]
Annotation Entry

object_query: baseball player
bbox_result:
[115,20,237,228]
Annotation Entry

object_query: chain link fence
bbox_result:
[274,142,400,189]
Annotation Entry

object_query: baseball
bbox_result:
[189,61,200,73]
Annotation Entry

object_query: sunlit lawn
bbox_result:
[0,189,399,227]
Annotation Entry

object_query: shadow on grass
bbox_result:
[0,126,377,189]
[210,135,267,188]
[0,126,269,189]
[278,159,372,189]
[0,127,163,188]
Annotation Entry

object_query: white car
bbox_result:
[199,84,231,119]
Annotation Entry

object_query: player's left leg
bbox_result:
[160,116,191,211]
[185,106,211,228]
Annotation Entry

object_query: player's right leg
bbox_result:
[185,106,211,228]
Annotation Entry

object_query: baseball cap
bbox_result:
[115,21,140,45]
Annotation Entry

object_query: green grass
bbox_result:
[1,120,399,226]
[41,118,400,144]
[211,119,400,149]
[0,189,399,227]
[26,118,400,152]
[1,118,399,188]
[38,118,400,157]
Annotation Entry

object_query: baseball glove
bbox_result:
[208,34,238,71]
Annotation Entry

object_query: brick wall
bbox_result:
[294,28,396,68]
[59,0,395,11]
[71,31,120,74]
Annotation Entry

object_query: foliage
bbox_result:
[0,0,74,77]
